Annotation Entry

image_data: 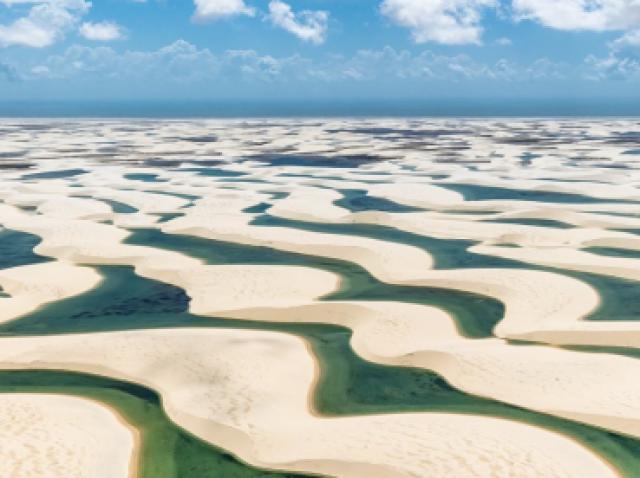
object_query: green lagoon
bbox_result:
[2,222,640,476]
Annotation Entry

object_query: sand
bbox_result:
[0,328,617,478]
[2,118,640,477]
[0,261,102,325]
[0,394,134,478]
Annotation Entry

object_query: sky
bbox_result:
[1,0,640,100]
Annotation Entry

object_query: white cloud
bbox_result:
[192,0,255,21]
[265,1,329,45]
[380,0,497,45]
[495,37,512,46]
[21,40,576,84]
[582,53,640,81]
[611,28,640,53]
[0,1,50,4]
[0,0,89,48]
[512,0,640,32]
[79,21,125,41]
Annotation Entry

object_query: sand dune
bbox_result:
[0,261,102,325]
[0,328,617,478]
[163,211,435,282]
[472,244,640,281]
[0,394,134,478]
[349,212,638,248]
[3,118,640,477]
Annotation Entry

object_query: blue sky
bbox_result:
[1,0,640,100]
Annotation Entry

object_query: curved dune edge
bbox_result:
[242,172,640,216]
[3,203,638,443]
[0,262,103,325]
[158,275,640,441]
[472,245,640,282]
[251,178,640,238]
[439,177,640,202]
[0,328,619,478]
[0,393,134,478]
[362,181,640,214]
[161,204,436,282]
[477,209,640,229]
[10,165,640,231]
[1,202,631,434]
[157,204,601,336]
[6,190,640,452]
[224,184,640,255]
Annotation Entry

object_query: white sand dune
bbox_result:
[152,264,339,313]
[442,177,640,201]
[35,196,113,219]
[157,204,601,335]
[0,328,617,478]
[268,188,349,222]
[4,118,640,477]
[250,183,640,249]
[0,262,102,325]
[143,264,640,439]
[163,211,435,282]
[0,394,134,478]
[77,187,191,213]
[349,212,638,248]
[0,211,200,271]
[366,182,465,208]
[477,209,640,229]
[472,244,640,281]
[1,194,613,353]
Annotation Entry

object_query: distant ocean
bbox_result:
[2,98,640,118]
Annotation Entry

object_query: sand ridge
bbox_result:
[0,328,619,478]
[2,118,640,476]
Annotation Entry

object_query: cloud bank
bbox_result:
[22,40,576,84]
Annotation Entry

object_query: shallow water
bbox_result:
[335,189,426,213]
[0,229,51,270]
[1,245,640,477]
[123,227,504,338]
[177,168,247,178]
[20,169,87,180]
[124,173,168,183]
[251,215,640,323]
[4,217,640,476]
[482,217,575,229]
[0,370,318,478]
[440,183,639,204]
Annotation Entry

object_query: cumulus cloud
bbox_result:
[192,0,255,21]
[512,0,640,32]
[610,28,640,59]
[494,37,512,46]
[582,53,640,81]
[0,0,89,47]
[265,1,329,45]
[20,40,578,85]
[78,21,125,41]
[380,0,497,45]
